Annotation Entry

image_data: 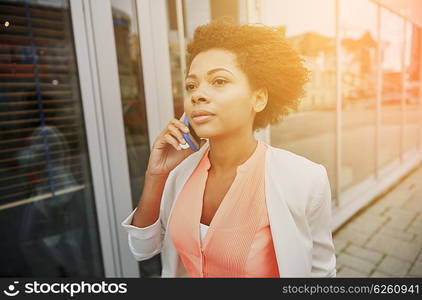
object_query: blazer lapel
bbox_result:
[161,141,211,277]
[163,141,211,230]
[265,145,311,277]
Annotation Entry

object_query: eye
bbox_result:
[185,83,196,91]
[213,78,228,86]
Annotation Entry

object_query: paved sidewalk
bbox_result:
[333,163,422,277]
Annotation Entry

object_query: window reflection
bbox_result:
[339,0,377,191]
[111,1,150,206]
[0,0,103,276]
[263,0,337,200]
[404,22,421,154]
[379,8,404,168]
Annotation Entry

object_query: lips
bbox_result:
[191,110,216,125]
[191,110,215,118]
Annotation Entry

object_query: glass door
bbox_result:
[0,0,103,276]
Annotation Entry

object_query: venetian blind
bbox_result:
[0,0,87,208]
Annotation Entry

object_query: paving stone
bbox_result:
[336,253,375,274]
[407,262,422,277]
[411,218,422,228]
[380,189,402,203]
[401,190,422,207]
[370,271,392,278]
[406,223,422,236]
[407,189,422,197]
[358,211,389,222]
[376,256,412,277]
[415,235,422,247]
[402,199,422,212]
[408,177,422,195]
[370,199,393,209]
[380,192,410,208]
[344,223,379,237]
[334,239,348,254]
[378,226,415,242]
[365,235,421,263]
[385,217,414,231]
[344,217,385,236]
[413,214,422,224]
[402,180,418,190]
[344,245,383,264]
[385,207,418,219]
[413,213,422,224]
[334,227,370,247]
[366,203,389,215]
[337,267,368,278]
[416,251,422,263]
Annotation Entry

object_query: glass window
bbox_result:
[0,0,103,276]
[263,0,337,201]
[339,0,377,192]
[404,22,421,154]
[379,8,404,168]
[110,0,152,276]
[111,0,150,206]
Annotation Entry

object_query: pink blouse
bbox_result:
[168,139,280,277]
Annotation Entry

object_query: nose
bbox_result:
[191,88,209,104]
[191,95,207,104]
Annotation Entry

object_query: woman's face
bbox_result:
[184,48,261,139]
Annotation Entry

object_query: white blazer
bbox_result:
[121,139,336,277]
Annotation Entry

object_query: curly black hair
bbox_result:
[186,17,310,131]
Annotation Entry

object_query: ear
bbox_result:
[253,87,268,113]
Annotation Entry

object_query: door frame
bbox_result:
[70,0,139,277]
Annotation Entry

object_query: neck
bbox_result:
[207,131,258,174]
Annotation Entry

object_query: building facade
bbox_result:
[0,0,421,277]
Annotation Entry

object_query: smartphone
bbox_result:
[179,112,202,151]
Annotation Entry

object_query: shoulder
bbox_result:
[265,144,326,179]
[264,143,329,210]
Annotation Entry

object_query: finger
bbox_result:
[167,123,187,145]
[163,133,180,150]
[179,142,190,150]
[158,118,180,137]
[171,118,189,133]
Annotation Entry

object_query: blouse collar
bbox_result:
[203,139,266,173]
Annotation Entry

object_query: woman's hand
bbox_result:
[146,118,203,176]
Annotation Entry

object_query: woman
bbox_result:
[122,18,336,278]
